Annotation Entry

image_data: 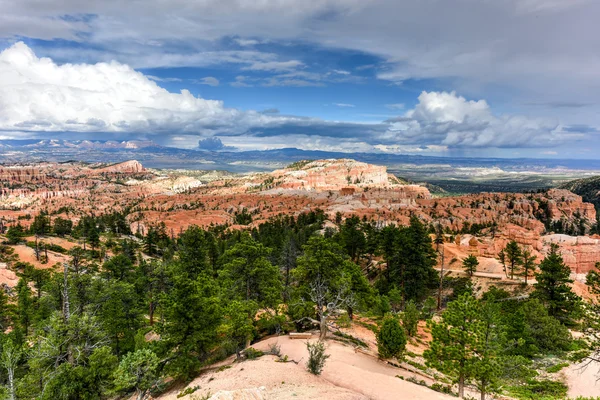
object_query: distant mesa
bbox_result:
[270,159,405,191]
[97,160,145,174]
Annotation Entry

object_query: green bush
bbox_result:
[306,341,329,375]
[377,314,407,359]
[506,379,568,400]
[243,347,264,360]
[546,362,569,373]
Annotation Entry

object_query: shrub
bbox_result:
[306,341,329,375]
[546,362,569,373]
[243,347,264,360]
[337,313,351,328]
[268,342,281,357]
[401,300,419,337]
[377,314,407,359]
[506,378,568,400]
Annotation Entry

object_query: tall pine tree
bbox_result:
[532,244,580,324]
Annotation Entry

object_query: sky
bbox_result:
[0,0,599,158]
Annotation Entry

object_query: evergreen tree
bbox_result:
[293,236,371,335]
[280,232,298,301]
[381,217,438,305]
[377,314,407,359]
[158,271,221,380]
[222,300,256,359]
[401,300,419,337]
[177,225,211,277]
[532,244,580,324]
[462,254,479,277]
[5,224,26,245]
[114,349,160,400]
[473,301,502,400]
[98,281,144,356]
[503,241,522,280]
[30,210,51,236]
[425,293,489,398]
[53,217,73,237]
[521,249,537,285]
[15,279,34,336]
[338,215,366,262]
[0,338,21,400]
[219,235,282,308]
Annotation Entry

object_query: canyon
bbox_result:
[0,159,599,279]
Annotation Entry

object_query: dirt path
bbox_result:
[564,360,600,398]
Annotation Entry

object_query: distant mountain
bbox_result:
[16,139,162,150]
[559,176,600,211]
[2,140,600,174]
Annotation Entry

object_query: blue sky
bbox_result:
[0,0,599,158]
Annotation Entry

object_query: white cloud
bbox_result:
[388,91,582,148]
[0,43,587,152]
[194,76,220,86]
[3,0,596,131]
[234,38,260,46]
[147,75,183,82]
[230,75,253,87]
[385,103,404,110]
[334,103,355,108]
[242,60,303,72]
[0,42,262,135]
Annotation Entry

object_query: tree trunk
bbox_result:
[149,297,154,326]
[319,317,328,340]
[136,389,147,400]
[7,366,15,400]
[63,263,74,364]
[437,245,445,310]
[458,374,465,398]
[480,380,486,400]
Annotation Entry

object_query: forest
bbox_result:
[0,209,598,400]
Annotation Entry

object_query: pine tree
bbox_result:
[503,241,522,280]
[532,244,580,323]
[401,300,419,337]
[220,235,282,308]
[462,254,479,277]
[473,301,502,400]
[159,272,222,380]
[377,314,407,359]
[425,293,496,398]
[521,249,537,285]
[114,349,160,400]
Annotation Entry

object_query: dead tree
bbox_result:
[298,275,356,340]
[0,340,20,400]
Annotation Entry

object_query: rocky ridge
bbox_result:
[0,159,598,275]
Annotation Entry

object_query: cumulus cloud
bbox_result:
[387,91,581,148]
[2,0,598,112]
[0,42,258,135]
[0,43,586,152]
[198,136,235,151]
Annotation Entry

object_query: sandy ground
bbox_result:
[564,360,600,398]
[11,243,67,269]
[160,335,454,400]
